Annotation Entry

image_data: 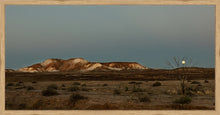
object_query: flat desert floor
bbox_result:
[5,80,215,110]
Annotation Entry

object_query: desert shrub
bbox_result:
[113,89,121,95]
[6,83,14,87]
[125,86,129,91]
[32,81,37,84]
[81,88,90,91]
[132,85,144,92]
[81,84,86,87]
[185,87,194,96]
[18,81,23,84]
[61,84,65,87]
[69,93,88,104]
[42,88,59,96]
[132,88,144,92]
[139,95,151,102]
[73,82,81,85]
[204,80,209,83]
[152,82,161,87]
[26,86,34,90]
[174,95,192,104]
[47,84,58,90]
[103,84,108,86]
[191,81,200,84]
[68,86,79,92]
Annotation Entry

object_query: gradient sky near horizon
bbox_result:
[5,5,215,69]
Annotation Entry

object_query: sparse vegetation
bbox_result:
[42,88,59,96]
[5,71,215,110]
[166,56,196,95]
[68,86,79,92]
[152,81,161,87]
[6,83,14,87]
[26,86,34,90]
[47,84,58,90]
[132,85,144,92]
[81,83,86,87]
[18,81,23,84]
[42,84,59,96]
[69,93,88,104]
[61,84,65,87]
[125,86,129,91]
[174,95,192,104]
[113,89,121,95]
[204,80,209,83]
[32,81,37,84]
[103,84,108,86]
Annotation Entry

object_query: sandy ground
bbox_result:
[5,80,215,110]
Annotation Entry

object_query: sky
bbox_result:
[5,5,215,69]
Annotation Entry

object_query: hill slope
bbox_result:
[18,58,148,72]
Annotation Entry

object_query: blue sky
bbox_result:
[5,5,215,69]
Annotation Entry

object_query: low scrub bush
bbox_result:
[32,81,37,84]
[174,95,192,104]
[132,85,144,92]
[113,89,121,95]
[6,83,14,87]
[204,80,209,83]
[81,84,86,87]
[69,93,88,104]
[42,88,59,96]
[27,86,34,90]
[125,86,129,92]
[68,86,79,92]
[47,84,58,90]
[152,82,161,87]
[18,81,23,84]
[103,84,108,86]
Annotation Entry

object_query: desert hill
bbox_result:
[18,58,148,72]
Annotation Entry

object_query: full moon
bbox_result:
[182,60,186,64]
